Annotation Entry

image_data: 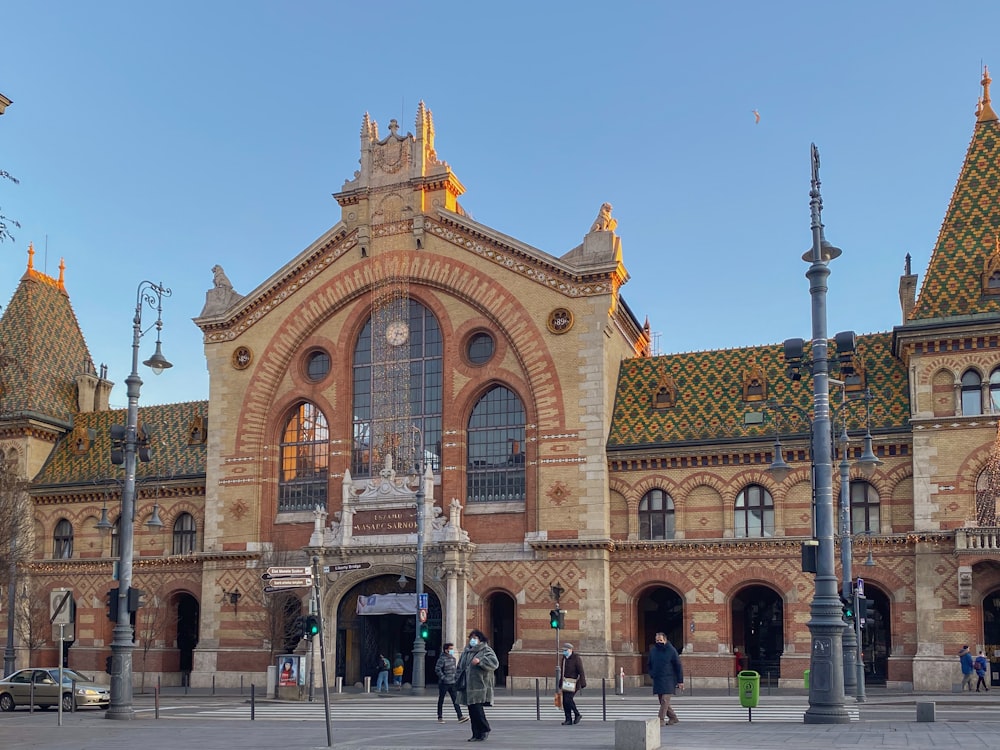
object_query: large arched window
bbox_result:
[53,519,73,559]
[278,401,329,512]
[735,484,773,538]
[466,385,526,503]
[352,300,443,477]
[639,489,675,540]
[849,480,880,533]
[990,367,1000,414]
[172,512,197,554]
[961,369,983,416]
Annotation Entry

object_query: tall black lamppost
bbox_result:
[105,281,171,721]
[410,426,427,695]
[802,144,850,724]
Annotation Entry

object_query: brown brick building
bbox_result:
[4,74,1000,694]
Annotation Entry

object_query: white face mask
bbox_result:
[469,637,479,647]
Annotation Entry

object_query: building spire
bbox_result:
[978,65,998,122]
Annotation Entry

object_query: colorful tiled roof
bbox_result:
[910,69,1000,321]
[32,401,208,487]
[0,252,93,423]
[607,332,909,449]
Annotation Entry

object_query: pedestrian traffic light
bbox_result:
[419,622,429,640]
[858,597,873,621]
[549,609,564,629]
[303,614,320,639]
[840,595,854,620]
[127,587,146,613]
[105,588,120,622]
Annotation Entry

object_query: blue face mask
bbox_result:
[563,650,570,657]
[469,637,479,647]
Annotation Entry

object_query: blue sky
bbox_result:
[1,2,997,405]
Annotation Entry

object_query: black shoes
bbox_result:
[574,714,582,724]
[561,720,573,725]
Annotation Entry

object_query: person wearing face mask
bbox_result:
[559,643,586,725]
[434,642,468,724]
[455,629,499,742]
[648,632,684,726]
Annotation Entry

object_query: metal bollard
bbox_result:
[601,677,607,721]
[336,676,343,693]
[535,678,540,721]
[241,675,244,695]
[155,685,160,719]
[364,675,371,693]
[71,680,77,713]
[250,683,255,720]
[212,675,216,695]
[617,667,625,696]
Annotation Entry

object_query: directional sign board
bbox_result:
[267,566,312,577]
[263,577,314,594]
[418,593,428,610]
[324,562,372,573]
[856,578,864,597]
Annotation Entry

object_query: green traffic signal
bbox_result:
[303,614,320,638]
[419,622,429,639]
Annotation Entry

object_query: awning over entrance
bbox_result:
[356,593,417,615]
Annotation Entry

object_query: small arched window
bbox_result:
[639,489,675,540]
[961,369,983,416]
[53,519,73,559]
[172,512,197,554]
[735,484,774,538]
[849,481,880,534]
[278,401,329,512]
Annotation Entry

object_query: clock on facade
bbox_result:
[385,320,409,346]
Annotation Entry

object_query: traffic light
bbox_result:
[110,425,126,465]
[127,587,145,613]
[292,615,305,639]
[419,622,429,640]
[840,595,854,620]
[858,597,873,621]
[105,588,120,622]
[303,615,320,639]
[105,655,113,675]
[549,609,564,629]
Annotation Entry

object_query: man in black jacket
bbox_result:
[647,632,684,726]
[559,643,587,725]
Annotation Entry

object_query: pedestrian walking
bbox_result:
[960,645,975,692]
[456,628,499,742]
[392,652,405,689]
[375,653,390,693]
[975,650,990,692]
[559,643,586,725]
[435,642,469,723]
[648,632,684,727]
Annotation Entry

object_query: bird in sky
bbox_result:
[752,109,760,124]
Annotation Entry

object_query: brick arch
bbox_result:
[675,471,729,499]
[608,476,635,504]
[957,442,996,494]
[717,566,796,601]
[632,475,682,501]
[233,251,568,458]
[621,569,686,601]
[916,356,959,385]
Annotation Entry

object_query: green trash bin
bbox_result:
[803,669,810,689]
[738,670,760,708]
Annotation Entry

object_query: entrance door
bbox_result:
[731,585,783,684]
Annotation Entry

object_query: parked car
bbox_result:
[0,668,110,711]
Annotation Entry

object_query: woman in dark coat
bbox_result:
[559,643,587,725]
[647,632,684,726]
[456,628,499,742]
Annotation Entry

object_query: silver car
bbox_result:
[0,668,110,711]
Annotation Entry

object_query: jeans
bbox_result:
[562,689,580,722]
[437,682,463,718]
[468,703,491,738]
[375,670,389,692]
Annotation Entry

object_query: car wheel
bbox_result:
[61,693,74,712]
[0,693,14,712]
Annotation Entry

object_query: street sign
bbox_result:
[324,562,372,573]
[262,577,313,591]
[419,608,428,623]
[49,589,72,626]
[856,578,864,597]
[266,566,312,577]
[418,593,428,610]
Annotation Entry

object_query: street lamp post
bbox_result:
[836,416,858,699]
[802,144,850,724]
[106,281,171,721]
[410,427,427,695]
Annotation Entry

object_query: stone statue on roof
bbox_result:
[199,264,243,317]
[589,202,618,233]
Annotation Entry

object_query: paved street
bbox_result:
[4,688,1000,749]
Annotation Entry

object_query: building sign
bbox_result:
[353,508,416,536]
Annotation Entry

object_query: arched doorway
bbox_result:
[731,585,783,683]
[174,593,199,686]
[488,592,515,687]
[636,586,684,658]
[859,584,891,685]
[336,574,442,686]
[982,589,1000,686]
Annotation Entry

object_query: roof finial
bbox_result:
[58,257,66,290]
[26,242,34,270]
[978,65,998,122]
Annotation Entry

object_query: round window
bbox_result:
[467,332,495,365]
[305,350,331,382]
